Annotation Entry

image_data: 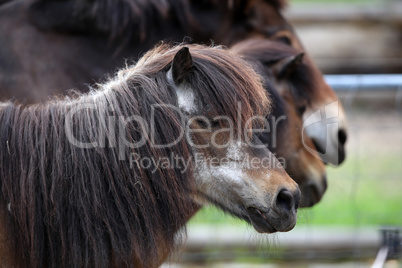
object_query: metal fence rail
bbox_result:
[325,74,402,91]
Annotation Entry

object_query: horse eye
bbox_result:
[195,119,220,128]
[210,119,220,128]
[297,105,306,115]
[277,36,292,46]
[195,119,208,128]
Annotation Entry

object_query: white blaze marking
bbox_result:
[211,163,244,184]
[226,140,244,161]
[194,141,246,186]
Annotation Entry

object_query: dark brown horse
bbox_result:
[0,0,286,102]
[0,0,347,167]
[231,38,327,207]
[0,44,300,267]
[265,30,348,166]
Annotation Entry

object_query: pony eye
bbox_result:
[277,36,292,46]
[195,119,220,128]
[210,119,220,128]
[196,119,208,128]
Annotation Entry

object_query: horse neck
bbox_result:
[0,79,198,267]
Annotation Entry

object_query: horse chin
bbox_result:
[249,204,298,233]
[197,191,298,234]
[246,207,278,233]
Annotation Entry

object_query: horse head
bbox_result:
[219,0,348,166]
[231,38,327,207]
[167,46,301,232]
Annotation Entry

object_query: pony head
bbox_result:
[231,39,327,207]
[162,45,301,232]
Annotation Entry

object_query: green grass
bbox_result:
[297,152,402,226]
[189,152,402,227]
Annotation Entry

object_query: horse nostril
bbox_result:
[338,129,347,146]
[276,189,298,212]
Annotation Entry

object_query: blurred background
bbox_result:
[164,0,402,267]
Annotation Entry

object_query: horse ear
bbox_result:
[171,47,194,85]
[271,52,304,79]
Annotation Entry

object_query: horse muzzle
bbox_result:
[246,189,300,233]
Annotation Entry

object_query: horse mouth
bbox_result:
[246,207,277,233]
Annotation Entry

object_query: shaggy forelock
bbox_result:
[134,43,271,134]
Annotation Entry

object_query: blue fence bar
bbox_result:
[324,74,402,91]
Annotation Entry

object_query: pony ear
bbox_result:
[171,47,194,85]
[271,52,304,79]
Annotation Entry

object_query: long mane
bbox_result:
[28,0,287,43]
[0,44,269,267]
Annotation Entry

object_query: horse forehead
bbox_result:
[250,2,289,30]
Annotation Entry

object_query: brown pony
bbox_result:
[231,39,327,207]
[0,44,300,267]
[226,0,348,165]
[263,31,348,166]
